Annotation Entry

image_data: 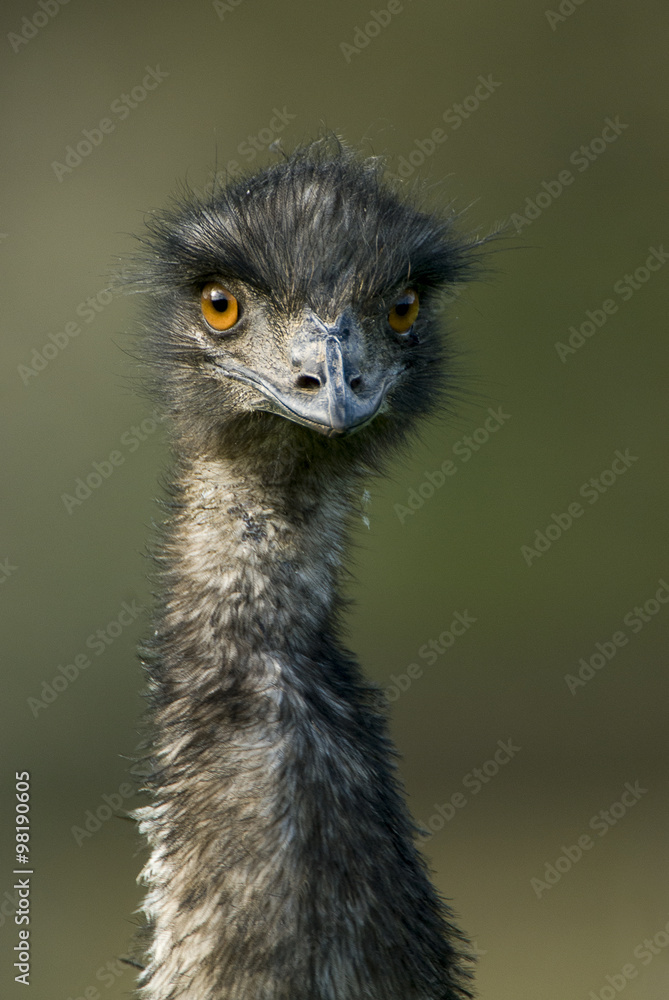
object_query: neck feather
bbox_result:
[135,449,470,1000]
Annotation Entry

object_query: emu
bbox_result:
[128,138,482,1000]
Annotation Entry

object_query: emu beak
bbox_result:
[280,320,388,436]
[215,312,390,437]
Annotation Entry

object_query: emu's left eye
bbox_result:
[201,282,239,332]
[388,289,419,333]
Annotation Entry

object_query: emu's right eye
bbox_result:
[201,282,239,332]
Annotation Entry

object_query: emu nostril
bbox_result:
[296,374,321,391]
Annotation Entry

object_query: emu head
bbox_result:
[130,140,479,472]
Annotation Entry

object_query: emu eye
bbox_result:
[388,289,419,333]
[201,282,239,332]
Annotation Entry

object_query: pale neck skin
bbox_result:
[134,447,469,1000]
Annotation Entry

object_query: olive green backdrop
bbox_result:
[1,1,667,997]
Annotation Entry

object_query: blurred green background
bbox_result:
[1,0,668,997]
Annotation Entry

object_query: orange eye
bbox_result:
[201,282,239,332]
[388,289,419,333]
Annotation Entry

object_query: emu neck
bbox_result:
[162,453,352,665]
[137,449,468,1000]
